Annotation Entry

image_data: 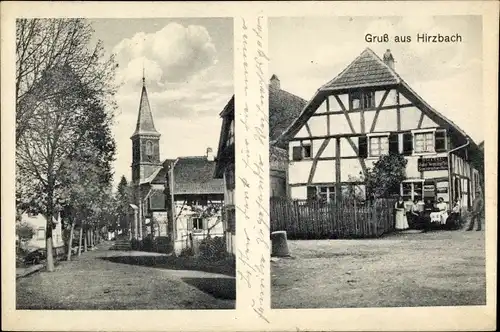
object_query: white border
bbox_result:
[2,1,498,331]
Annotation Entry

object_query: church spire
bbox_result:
[131,71,160,138]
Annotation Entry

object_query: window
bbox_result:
[292,141,312,161]
[227,120,235,146]
[37,228,45,240]
[414,131,434,153]
[350,91,375,109]
[192,218,204,230]
[318,186,336,203]
[368,135,389,157]
[307,186,336,203]
[146,141,153,156]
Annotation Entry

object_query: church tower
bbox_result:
[131,76,161,185]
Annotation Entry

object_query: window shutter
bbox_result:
[358,136,368,158]
[292,146,303,161]
[389,133,399,154]
[187,217,193,231]
[307,186,317,200]
[203,218,208,230]
[402,132,413,155]
[435,130,447,152]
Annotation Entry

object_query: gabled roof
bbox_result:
[131,83,160,138]
[323,48,399,91]
[275,47,478,150]
[171,157,224,195]
[142,157,224,195]
[269,87,307,149]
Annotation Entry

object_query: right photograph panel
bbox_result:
[269,16,486,309]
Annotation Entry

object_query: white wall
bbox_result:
[21,212,64,249]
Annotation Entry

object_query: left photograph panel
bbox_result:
[15,17,235,310]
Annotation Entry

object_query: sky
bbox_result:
[89,18,234,187]
[269,16,483,143]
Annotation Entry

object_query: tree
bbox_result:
[16,222,35,243]
[16,19,117,143]
[365,153,407,199]
[15,19,117,271]
[115,176,132,234]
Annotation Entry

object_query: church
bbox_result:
[129,77,225,255]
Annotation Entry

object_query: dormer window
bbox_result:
[350,91,375,110]
[292,141,312,161]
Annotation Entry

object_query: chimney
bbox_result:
[206,147,214,161]
[383,49,395,70]
[270,74,280,90]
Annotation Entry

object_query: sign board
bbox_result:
[418,157,448,172]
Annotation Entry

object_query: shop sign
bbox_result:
[418,157,448,172]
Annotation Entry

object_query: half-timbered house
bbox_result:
[130,77,224,254]
[214,77,306,253]
[275,48,482,209]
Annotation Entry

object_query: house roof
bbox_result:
[269,86,307,148]
[142,157,224,195]
[323,48,400,90]
[275,48,478,150]
[131,83,160,138]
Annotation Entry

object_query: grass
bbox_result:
[271,230,486,308]
[16,243,235,310]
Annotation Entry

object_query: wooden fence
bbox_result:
[270,197,396,239]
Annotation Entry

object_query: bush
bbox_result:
[141,236,154,252]
[131,238,140,250]
[179,246,194,257]
[199,236,227,261]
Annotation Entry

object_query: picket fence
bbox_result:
[270,197,397,239]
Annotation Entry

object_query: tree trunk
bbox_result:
[45,191,55,272]
[67,221,76,261]
[78,227,83,256]
[90,229,94,248]
[84,229,88,252]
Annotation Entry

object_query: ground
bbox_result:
[272,230,486,308]
[16,242,235,310]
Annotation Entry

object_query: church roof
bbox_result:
[131,83,160,138]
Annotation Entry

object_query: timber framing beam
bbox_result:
[307,138,331,185]
[310,103,414,117]
[345,137,368,177]
[291,126,441,141]
[370,89,390,133]
[334,95,356,134]
[289,181,366,187]
[417,112,425,129]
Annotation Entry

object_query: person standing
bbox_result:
[467,191,484,231]
[395,196,409,230]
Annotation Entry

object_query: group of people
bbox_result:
[394,192,484,232]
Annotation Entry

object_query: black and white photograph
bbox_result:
[268,16,486,309]
[14,17,236,310]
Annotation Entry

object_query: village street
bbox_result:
[16,242,235,310]
[272,230,486,308]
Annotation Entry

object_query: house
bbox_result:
[214,77,306,253]
[19,211,64,250]
[214,96,236,254]
[130,77,224,254]
[275,48,482,209]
